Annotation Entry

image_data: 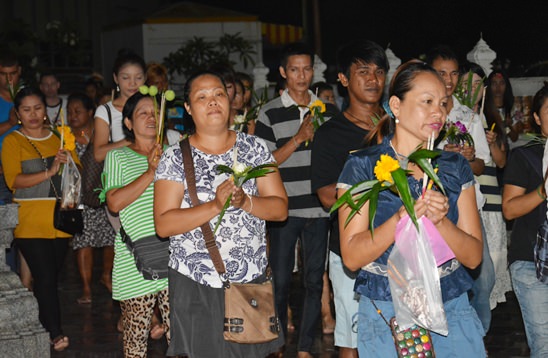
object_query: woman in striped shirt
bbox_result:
[102,92,168,357]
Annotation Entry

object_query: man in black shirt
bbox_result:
[311,39,389,358]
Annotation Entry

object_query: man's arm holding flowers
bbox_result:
[272,114,314,165]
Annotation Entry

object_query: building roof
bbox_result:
[144,1,259,24]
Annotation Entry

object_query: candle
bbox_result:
[157,92,166,144]
[60,108,64,149]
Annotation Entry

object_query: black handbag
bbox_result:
[53,199,84,235]
[120,225,169,280]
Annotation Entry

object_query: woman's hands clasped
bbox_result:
[214,179,246,211]
[396,189,449,226]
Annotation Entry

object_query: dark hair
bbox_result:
[274,75,287,96]
[366,60,442,144]
[485,69,514,116]
[112,49,146,76]
[310,81,333,96]
[182,70,226,104]
[0,51,18,67]
[68,92,96,112]
[425,45,458,66]
[460,61,486,79]
[531,82,548,134]
[207,63,236,87]
[146,62,168,85]
[122,92,150,142]
[336,39,389,79]
[280,42,314,69]
[39,71,59,83]
[235,72,253,87]
[14,87,46,110]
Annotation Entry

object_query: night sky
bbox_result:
[193,0,548,77]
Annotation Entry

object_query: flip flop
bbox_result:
[76,296,92,305]
[150,323,166,340]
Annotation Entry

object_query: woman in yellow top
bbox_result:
[1,87,80,351]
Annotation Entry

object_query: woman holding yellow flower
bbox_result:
[336,61,485,357]
[1,87,80,351]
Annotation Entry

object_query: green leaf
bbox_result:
[215,164,234,175]
[343,190,373,227]
[368,182,383,238]
[408,148,446,195]
[391,168,418,230]
[213,193,232,235]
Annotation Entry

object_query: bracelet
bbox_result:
[537,185,547,200]
[246,193,253,213]
[292,136,299,150]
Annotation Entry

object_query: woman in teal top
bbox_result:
[103,92,169,357]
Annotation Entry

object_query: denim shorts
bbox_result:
[357,292,485,357]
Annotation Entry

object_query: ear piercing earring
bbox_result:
[395,117,400,124]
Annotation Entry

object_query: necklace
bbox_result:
[389,140,409,169]
[344,110,376,130]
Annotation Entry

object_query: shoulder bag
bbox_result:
[180,138,280,344]
[81,104,111,208]
[120,225,170,280]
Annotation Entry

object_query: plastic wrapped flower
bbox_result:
[213,148,277,235]
[331,147,445,235]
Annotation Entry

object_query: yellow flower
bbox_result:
[57,126,76,151]
[374,154,400,184]
[310,99,326,113]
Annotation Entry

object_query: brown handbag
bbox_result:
[180,138,280,344]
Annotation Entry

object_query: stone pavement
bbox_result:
[47,247,529,358]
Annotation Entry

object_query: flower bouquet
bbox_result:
[454,70,484,110]
[138,85,176,144]
[441,120,474,147]
[213,148,277,234]
[331,146,444,235]
[5,73,23,102]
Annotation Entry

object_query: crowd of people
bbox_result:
[0,37,547,358]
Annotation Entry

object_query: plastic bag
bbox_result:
[387,215,448,336]
[60,155,81,209]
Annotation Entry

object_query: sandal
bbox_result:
[51,335,69,351]
[76,296,92,305]
[150,323,166,340]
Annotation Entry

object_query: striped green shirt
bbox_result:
[104,146,168,301]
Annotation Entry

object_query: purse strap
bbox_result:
[180,138,226,274]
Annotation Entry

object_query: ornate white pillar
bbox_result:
[313,54,327,84]
[467,34,497,77]
[252,62,270,91]
[385,46,401,96]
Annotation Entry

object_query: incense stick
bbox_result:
[421,132,434,197]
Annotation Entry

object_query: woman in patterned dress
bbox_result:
[154,71,288,357]
[67,92,115,304]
